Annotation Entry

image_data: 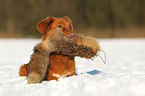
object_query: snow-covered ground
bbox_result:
[0,38,145,96]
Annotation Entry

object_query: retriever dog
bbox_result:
[19,16,100,83]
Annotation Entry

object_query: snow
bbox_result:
[0,38,145,96]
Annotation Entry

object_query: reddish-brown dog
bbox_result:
[19,16,100,82]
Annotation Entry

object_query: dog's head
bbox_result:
[37,16,74,40]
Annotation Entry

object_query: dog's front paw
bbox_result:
[27,72,42,84]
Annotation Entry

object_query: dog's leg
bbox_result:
[65,57,76,76]
[19,64,29,76]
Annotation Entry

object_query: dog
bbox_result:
[19,16,100,83]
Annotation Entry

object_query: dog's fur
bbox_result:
[19,16,100,83]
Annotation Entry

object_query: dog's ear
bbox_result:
[37,17,55,35]
[63,16,71,22]
[63,16,73,32]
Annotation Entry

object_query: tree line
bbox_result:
[0,0,145,38]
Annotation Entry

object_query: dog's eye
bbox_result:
[69,25,72,30]
[57,25,62,28]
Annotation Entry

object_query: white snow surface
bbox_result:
[0,38,145,96]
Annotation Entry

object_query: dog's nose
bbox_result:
[68,32,75,38]
[69,32,75,36]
